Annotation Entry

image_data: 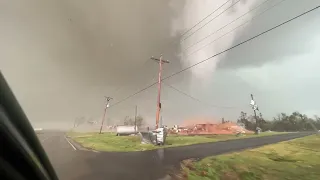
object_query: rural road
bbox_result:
[37,131,313,180]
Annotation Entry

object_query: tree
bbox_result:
[237,111,247,124]
[247,115,257,131]
[259,113,265,123]
[314,115,320,129]
[123,116,133,126]
[135,115,145,127]
[258,112,269,131]
[123,115,145,128]
[237,111,255,131]
[246,111,319,132]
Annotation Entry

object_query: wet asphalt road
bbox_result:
[37,132,313,180]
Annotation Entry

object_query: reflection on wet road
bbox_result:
[37,132,313,180]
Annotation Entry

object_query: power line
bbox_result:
[110,82,157,108]
[170,0,282,81]
[180,0,232,37]
[110,59,151,97]
[183,0,274,52]
[162,82,239,109]
[185,0,286,57]
[164,5,320,81]
[181,0,241,42]
[161,0,232,53]
[110,5,320,109]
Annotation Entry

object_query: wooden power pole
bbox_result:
[250,94,259,133]
[99,96,113,134]
[151,55,169,129]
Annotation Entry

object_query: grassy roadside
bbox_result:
[179,134,320,180]
[67,131,287,152]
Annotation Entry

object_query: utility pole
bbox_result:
[134,105,137,133]
[99,96,113,134]
[151,55,169,129]
[250,94,259,133]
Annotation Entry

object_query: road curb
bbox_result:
[64,136,78,150]
[65,135,100,153]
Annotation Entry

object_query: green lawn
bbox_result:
[179,134,320,180]
[67,131,287,152]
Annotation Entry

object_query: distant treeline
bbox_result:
[236,111,320,132]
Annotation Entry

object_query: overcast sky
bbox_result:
[1,0,319,128]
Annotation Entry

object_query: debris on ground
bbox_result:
[169,118,254,135]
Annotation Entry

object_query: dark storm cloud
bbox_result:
[217,0,320,69]
[0,0,186,128]
[2,0,319,129]
[52,0,185,87]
